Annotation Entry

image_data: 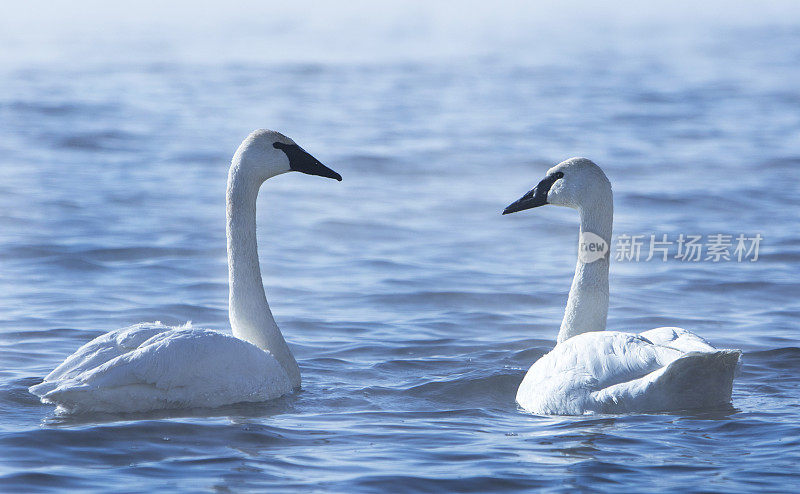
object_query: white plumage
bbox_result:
[505,158,740,415]
[516,330,740,415]
[30,323,292,413]
[30,130,341,413]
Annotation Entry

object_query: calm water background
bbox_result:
[1,2,800,492]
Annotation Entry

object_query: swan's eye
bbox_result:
[554,172,564,180]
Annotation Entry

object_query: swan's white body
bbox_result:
[30,130,340,413]
[507,158,740,415]
[516,328,741,415]
[29,323,293,413]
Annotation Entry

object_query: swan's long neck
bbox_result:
[557,197,613,343]
[226,162,300,387]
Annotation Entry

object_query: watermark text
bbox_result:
[613,233,762,262]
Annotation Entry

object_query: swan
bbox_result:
[503,157,740,415]
[29,129,342,413]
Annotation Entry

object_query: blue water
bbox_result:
[2,5,800,492]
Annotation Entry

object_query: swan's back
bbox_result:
[29,323,293,413]
[638,326,717,353]
[41,322,174,383]
[516,331,740,415]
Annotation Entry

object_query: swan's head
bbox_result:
[502,157,610,214]
[234,129,342,182]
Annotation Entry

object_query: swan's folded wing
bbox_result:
[639,326,717,353]
[590,349,742,413]
[34,329,293,413]
[561,331,683,390]
[517,331,683,415]
[39,322,177,383]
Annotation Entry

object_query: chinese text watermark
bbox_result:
[612,233,762,262]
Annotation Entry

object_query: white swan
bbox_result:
[503,157,740,415]
[29,129,342,413]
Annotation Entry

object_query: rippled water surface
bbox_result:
[1,5,800,492]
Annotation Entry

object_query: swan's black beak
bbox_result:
[274,142,342,181]
[502,171,563,215]
[502,187,548,215]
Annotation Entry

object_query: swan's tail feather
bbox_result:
[29,379,90,412]
[652,350,741,407]
[592,350,741,413]
[28,380,59,398]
